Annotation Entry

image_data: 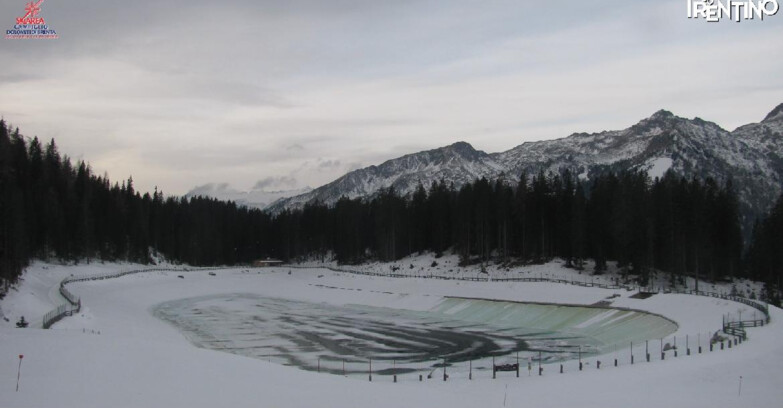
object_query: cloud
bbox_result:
[286,143,305,151]
[0,0,779,197]
[346,162,364,172]
[253,176,298,191]
[317,159,342,170]
[186,182,231,196]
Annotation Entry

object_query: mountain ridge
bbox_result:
[268,104,783,229]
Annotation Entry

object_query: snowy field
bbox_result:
[1,258,782,408]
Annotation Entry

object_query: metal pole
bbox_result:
[16,355,23,392]
[738,376,743,396]
[614,343,618,366]
[538,351,542,376]
[369,358,372,382]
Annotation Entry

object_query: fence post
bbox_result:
[674,336,678,357]
[15,355,23,392]
[443,358,447,382]
[538,351,542,376]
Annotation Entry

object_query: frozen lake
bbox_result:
[153,294,677,377]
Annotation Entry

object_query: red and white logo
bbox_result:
[18,0,46,24]
[6,0,58,39]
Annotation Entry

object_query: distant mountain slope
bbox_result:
[271,142,504,210]
[269,103,783,226]
[185,184,312,210]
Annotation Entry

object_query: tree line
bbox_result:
[745,195,783,305]
[1,120,780,304]
[279,171,744,287]
[0,120,276,293]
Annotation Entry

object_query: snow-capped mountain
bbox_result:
[270,103,783,226]
[186,183,312,210]
[269,142,505,211]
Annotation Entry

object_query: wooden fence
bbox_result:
[42,280,82,329]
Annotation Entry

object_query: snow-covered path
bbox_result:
[2,262,782,408]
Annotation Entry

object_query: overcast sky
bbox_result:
[1,0,781,195]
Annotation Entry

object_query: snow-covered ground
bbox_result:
[300,252,765,299]
[1,258,781,408]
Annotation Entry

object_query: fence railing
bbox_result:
[42,265,231,329]
[241,330,750,383]
[723,318,766,340]
[42,280,82,329]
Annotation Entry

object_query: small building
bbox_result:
[252,259,284,267]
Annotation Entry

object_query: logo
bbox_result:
[687,0,779,22]
[5,0,58,39]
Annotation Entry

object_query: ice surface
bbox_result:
[153,294,675,376]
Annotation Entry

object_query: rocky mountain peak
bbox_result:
[441,141,482,159]
[763,103,783,123]
[649,109,674,120]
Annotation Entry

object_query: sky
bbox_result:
[1,0,781,196]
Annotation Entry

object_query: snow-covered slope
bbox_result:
[270,104,783,225]
[271,142,505,211]
[2,260,782,408]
